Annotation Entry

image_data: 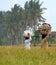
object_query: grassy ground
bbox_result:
[0,46,56,65]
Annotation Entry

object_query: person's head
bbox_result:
[23,30,32,37]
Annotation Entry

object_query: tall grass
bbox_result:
[0,46,56,65]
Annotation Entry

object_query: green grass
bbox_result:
[0,46,56,65]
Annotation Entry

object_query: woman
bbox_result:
[38,23,51,48]
[23,30,32,49]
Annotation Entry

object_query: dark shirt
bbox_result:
[24,37,29,40]
[42,34,47,39]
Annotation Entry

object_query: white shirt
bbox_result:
[24,37,32,49]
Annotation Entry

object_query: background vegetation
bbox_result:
[0,0,56,45]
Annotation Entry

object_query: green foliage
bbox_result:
[24,0,46,26]
[48,33,56,44]
[1,37,8,45]
[0,0,48,45]
[32,30,41,46]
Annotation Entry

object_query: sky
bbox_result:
[0,0,56,31]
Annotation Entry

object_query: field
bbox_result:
[0,45,56,65]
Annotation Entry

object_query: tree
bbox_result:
[24,0,46,27]
[0,11,4,23]
[0,0,47,45]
